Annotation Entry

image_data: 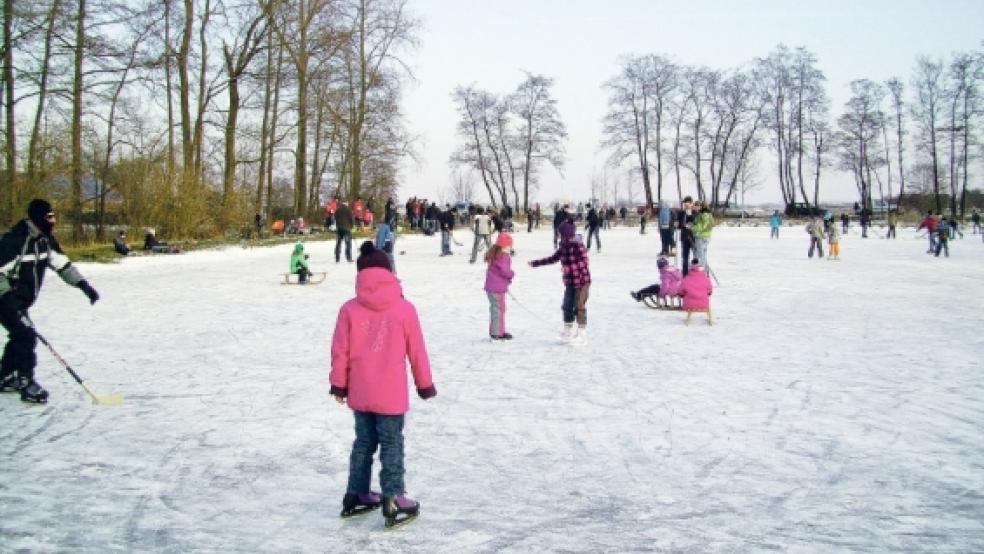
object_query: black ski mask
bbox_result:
[27,199,54,235]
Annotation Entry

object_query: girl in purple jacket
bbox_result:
[484,233,515,340]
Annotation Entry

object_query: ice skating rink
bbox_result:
[1,223,982,552]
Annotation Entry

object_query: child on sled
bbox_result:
[290,242,314,283]
[630,256,682,308]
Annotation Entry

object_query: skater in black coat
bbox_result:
[0,199,100,403]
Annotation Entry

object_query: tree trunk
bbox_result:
[165,0,176,179]
[3,0,17,221]
[70,0,86,242]
[27,0,61,183]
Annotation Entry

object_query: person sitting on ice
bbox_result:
[679,259,712,315]
[113,230,131,256]
[143,228,180,253]
[630,256,682,306]
[290,242,314,283]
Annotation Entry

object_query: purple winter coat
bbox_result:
[484,253,514,293]
[658,265,683,297]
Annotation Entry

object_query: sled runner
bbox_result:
[641,294,682,310]
[281,272,327,285]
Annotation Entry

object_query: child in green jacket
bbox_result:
[291,242,313,283]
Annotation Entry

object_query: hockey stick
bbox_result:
[21,315,124,406]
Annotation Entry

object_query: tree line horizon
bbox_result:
[1,1,980,243]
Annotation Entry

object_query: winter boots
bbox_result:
[0,372,20,392]
[382,495,419,529]
[20,379,48,403]
[340,491,382,518]
[0,374,49,403]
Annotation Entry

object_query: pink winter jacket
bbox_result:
[484,253,514,293]
[680,267,712,311]
[658,265,683,297]
[329,268,436,415]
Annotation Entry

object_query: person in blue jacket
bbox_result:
[770,210,782,239]
[375,220,397,274]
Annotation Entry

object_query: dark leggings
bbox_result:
[0,298,37,380]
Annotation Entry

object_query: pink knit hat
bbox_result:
[495,233,513,248]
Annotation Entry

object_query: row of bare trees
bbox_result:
[450,73,567,214]
[0,0,418,242]
[600,44,983,216]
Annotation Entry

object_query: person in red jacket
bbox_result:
[330,241,436,528]
[917,211,939,254]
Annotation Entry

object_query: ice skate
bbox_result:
[382,495,419,529]
[19,378,49,403]
[340,491,381,518]
[559,325,575,342]
[0,372,23,393]
[571,327,587,346]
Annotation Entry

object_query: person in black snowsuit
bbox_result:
[677,197,696,275]
[113,231,131,256]
[585,204,601,252]
[552,205,571,248]
[335,201,355,262]
[0,199,100,403]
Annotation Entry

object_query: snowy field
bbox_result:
[1,222,983,552]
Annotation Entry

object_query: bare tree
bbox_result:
[911,56,945,212]
[886,77,906,208]
[220,4,267,220]
[946,52,980,217]
[511,72,566,213]
[450,85,511,208]
[2,0,17,221]
[341,0,418,203]
[601,54,677,207]
[836,79,887,210]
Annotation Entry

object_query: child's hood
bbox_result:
[293,242,304,254]
[355,267,403,311]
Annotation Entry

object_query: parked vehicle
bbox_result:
[788,203,823,217]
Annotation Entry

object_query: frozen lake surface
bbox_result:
[1,223,982,552]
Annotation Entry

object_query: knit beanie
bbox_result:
[657,257,669,269]
[27,199,54,235]
[495,233,513,249]
[356,240,392,272]
[558,220,575,240]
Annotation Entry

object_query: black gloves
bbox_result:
[78,280,100,305]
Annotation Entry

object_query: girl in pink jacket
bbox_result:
[679,259,712,311]
[484,233,515,340]
[330,241,437,528]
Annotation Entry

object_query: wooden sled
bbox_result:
[684,308,713,326]
[641,294,682,310]
[281,272,327,285]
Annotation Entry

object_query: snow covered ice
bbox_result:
[1,224,982,552]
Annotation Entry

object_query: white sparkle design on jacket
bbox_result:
[362,318,390,353]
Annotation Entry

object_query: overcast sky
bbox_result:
[398,0,983,206]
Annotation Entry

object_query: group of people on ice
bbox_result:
[917,211,968,258]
